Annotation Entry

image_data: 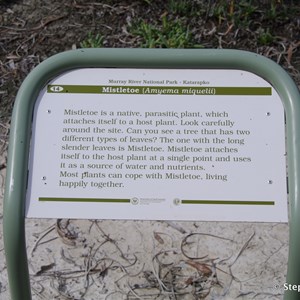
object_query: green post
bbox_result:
[3,48,300,299]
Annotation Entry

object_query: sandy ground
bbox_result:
[0,158,289,299]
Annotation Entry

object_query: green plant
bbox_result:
[210,0,228,23]
[168,0,195,16]
[211,0,258,27]
[265,0,289,22]
[130,16,198,48]
[80,32,104,48]
[257,28,274,46]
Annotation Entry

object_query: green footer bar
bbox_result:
[182,200,275,205]
[39,197,130,203]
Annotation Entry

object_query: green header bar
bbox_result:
[39,197,130,203]
[48,85,271,96]
[182,200,275,205]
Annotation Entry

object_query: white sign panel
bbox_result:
[26,68,288,222]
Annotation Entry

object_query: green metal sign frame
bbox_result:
[3,48,300,299]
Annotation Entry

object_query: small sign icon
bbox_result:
[173,198,181,206]
[131,197,139,205]
[49,86,64,92]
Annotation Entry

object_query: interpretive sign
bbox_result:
[26,68,287,222]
